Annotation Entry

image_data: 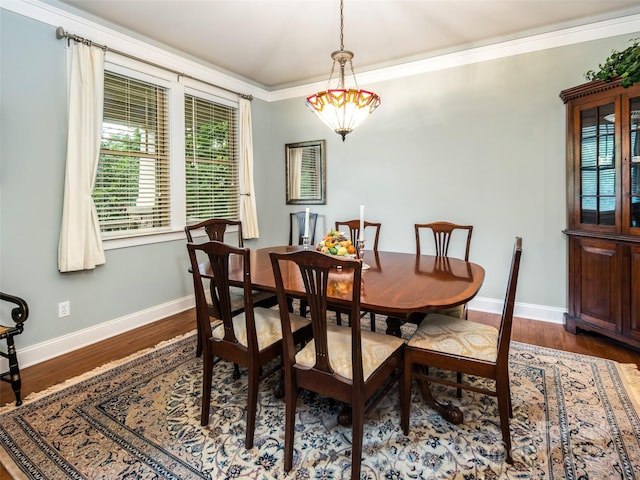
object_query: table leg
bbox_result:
[385,316,403,337]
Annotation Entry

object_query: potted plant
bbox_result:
[585,38,640,87]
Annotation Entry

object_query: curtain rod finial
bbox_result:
[56,27,66,39]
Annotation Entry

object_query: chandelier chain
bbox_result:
[339,0,344,50]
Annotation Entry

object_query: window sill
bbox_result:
[102,230,186,250]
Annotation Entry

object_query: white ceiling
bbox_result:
[57,0,640,90]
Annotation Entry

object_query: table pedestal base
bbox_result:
[384,316,464,425]
[416,374,463,425]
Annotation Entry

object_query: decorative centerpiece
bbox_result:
[316,230,356,256]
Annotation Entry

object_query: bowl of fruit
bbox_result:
[316,230,356,256]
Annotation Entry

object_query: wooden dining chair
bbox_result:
[334,219,381,331]
[185,218,277,356]
[414,221,473,319]
[186,240,312,449]
[335,219,381,253]
[401,237,522,464]
[270,250,404,480]
[289,211,319,246]
[288,211,319,317]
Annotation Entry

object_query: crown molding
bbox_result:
[1,0,272,101]
[3,0,640,103]
[269,12,640,102]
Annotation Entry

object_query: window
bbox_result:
[93,67,240,242]
[94,71,170,235]
[185,94,239,223]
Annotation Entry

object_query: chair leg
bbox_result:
[283,376,298,472]
[401,359,413,435]
[195,323,203,357]
[506,366,513,418]
[6,336,22,406]
[245,365,259,449]
[496,378,513,464]
[456,372,462,398]
[201,353,214,426]
[233,363,241,379]
[351,401,364,480]
[369,312,376,332]
[335,312,343,326]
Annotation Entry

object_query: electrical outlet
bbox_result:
[58,301,70,318]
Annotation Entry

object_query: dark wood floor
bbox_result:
[1,308,638,478]
[3,308,638,407]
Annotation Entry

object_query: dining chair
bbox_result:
[186,240,312,449]
[335,219,381,253]
[401,237,522,464]
[334,219,381,331]
[270,249,404,480]
[288,211,319,317]
[185,218,277,356]
[414,221,473,319]
[0,291,29,406]
[289,211,319,246]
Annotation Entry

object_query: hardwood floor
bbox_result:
[1,308,638,479]
[2,308,638,408]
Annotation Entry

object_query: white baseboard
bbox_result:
[9,296,195,371]
[469,296,566,324]
[5,296,564,370]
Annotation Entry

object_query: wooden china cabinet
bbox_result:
[560,79,640,350]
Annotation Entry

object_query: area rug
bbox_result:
[1,328,639,479]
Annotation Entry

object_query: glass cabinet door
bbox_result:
[629,97,640,229]
[579,103,616,226]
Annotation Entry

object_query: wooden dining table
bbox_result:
[229,245,485,332]
[226,245,486,424]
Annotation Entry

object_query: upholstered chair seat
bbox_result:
[408,314,498,362]
[212,307,310,351]
[203,280,276,314]
[295,324,404,381]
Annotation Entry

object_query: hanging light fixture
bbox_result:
[305,0,380,141]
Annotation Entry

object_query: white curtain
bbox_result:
[239,98,259,239]
[58,43,106,272]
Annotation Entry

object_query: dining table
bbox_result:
[225,245,486,424]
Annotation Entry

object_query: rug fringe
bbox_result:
[0,330,196,414]
[617,362,640,413]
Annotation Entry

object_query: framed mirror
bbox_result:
[285,140,326,205]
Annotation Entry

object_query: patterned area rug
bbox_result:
[1,326,639,479]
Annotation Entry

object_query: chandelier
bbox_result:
[305,0,381,141]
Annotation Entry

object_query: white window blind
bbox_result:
[185,94,239,224]
[94,71,170,235]
[300,144,322,199]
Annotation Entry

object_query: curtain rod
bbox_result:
[55,27,253,101]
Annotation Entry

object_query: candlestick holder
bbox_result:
[356,239,370,270]
[302,236,311,250]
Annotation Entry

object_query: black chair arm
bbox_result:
[0,292,29,324]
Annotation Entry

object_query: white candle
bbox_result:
[359,204,364,241]
[304,208,310,238]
